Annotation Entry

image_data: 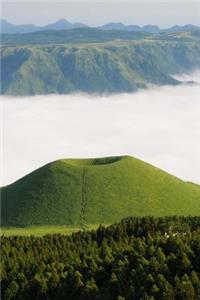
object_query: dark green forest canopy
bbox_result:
[2,216,200,300]
[1,29,200,95]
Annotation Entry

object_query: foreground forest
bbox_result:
[2,216,200,300]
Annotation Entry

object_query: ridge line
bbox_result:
[80,167,86,230]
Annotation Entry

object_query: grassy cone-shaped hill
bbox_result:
[1,156,200,227]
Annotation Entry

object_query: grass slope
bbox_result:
[1,28,199,45]
[1,28,150,45]
[1,30,200,95]
[1,156,200,228]
[1,224,103,236]
[1,226,80,236]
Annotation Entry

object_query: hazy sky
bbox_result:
[2,2,200,27]
[1,76,200,186]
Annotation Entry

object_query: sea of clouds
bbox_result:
[1,74,200,186]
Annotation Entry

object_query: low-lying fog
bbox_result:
[1,80,200,185]
[172,69,200,84]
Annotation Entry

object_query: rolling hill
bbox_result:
[1,156,200,227]
[1,30,200,95]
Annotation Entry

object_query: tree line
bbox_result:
[1,216,200,300]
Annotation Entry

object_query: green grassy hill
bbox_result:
[1,30,200,95]
[1,28,150,45]
[1,156,200,227]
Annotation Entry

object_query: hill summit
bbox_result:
[1,156,200,227]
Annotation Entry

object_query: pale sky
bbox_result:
[1,2,200,27]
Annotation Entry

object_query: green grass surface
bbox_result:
[1,224,104,236]
[1,156,200,228]
[1,226,79,236]
[2,27,199,45]
[1,30,200,95]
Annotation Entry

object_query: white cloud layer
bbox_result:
[172,70,200,84]
[1,82,200,186]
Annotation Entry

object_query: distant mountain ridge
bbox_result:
[0,19,88,34]
[1,18,199,34]
[1,29,200,95]
[99,23,160,33]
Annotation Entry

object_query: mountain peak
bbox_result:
[1,19,200,34]
[54,18,71,25]
[2,155,200,227]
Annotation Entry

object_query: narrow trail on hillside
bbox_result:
[80,167,87,229]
